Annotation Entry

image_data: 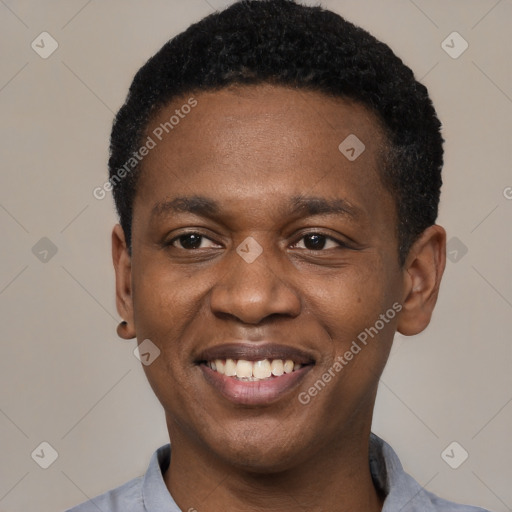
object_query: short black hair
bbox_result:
[109,0,443,265]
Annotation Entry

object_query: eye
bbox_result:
[292,233,343,251]
[169,233,221,250]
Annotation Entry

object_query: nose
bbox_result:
[209,245,301,325]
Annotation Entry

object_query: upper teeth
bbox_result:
[207,359,302,380]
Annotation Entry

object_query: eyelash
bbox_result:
[167,231,349,251]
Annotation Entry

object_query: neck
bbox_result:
[164,426,384,512]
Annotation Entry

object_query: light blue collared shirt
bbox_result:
[66,433,492,512]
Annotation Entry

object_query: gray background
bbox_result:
[0,0,511,511]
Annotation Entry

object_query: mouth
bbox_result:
[196,344,315,405]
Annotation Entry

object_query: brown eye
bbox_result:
[294,234,341,251]
[305,234,326,250]
[177,234,202,249]
[170,233,219,250]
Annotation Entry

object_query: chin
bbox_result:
[204,423,314,474]
[220,446,304,474]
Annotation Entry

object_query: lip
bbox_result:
[200,363,313,406]
[196,343,316,406]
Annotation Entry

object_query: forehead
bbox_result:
[146,84,385,159]
[134,84,393,225]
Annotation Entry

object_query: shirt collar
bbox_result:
[141,443,179,511]
[141,433,438,511]
[370,433,438,512]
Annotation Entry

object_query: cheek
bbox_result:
[306,260,395,333]
[303,259,400,393]
[132,265,203,411]
[131,257,204,335]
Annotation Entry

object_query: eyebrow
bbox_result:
[288,195,361,220]
[150,195,362,221]
[151,196,220,219]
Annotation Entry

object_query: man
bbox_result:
[69,0,491,510]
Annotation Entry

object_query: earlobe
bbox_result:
[396,225,446,336]
[112,224,136,339]
[116,320,135,340]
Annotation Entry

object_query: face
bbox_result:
[113,84,442,472]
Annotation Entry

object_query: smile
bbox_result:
[197,343,315,405]
[206,358,304,381]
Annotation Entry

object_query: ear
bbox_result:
[112,224,136,339]
[396,224,446,336]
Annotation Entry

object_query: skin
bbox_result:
[112,84,446,512]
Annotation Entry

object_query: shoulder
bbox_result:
[422,488,493,512]
[370,434,494,512]
[64,475,144,512]
[63,444,172,512]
